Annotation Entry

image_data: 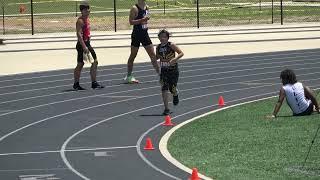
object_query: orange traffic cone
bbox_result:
[144,138,155,150]
[189,168,200,180]
[218,96,225,107]
[163,115,174,126]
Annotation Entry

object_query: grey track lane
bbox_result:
[0,49,320,180]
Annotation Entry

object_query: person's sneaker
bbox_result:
[173,94,179,106]
[124,75,139,84]
[163,109,170,115]
[73,82,86,90]
[91,81,104,89]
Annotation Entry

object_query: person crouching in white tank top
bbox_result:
[270,69,320,118]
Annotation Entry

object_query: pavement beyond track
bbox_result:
[1,23,320,76]
[0,48,320,179]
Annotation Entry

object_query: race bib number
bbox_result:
[142,10,149,29]
[142,24,148,29]
[160,61,170,67]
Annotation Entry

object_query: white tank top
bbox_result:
[282,82,311,114]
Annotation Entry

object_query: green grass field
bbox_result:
[168,93,320,179]
[1,0,320,33]
[1,0,310,14]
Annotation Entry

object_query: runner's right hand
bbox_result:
[141,16,149,23]
[83,47,89,54]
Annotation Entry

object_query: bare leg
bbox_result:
[90,60,98,82]
[127,46,139,76]
[144,44,159,74]
[74,62,84,83]
[162,90,170,110]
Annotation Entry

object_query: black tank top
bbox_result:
[133,4,149,32]
[157,42,176,63]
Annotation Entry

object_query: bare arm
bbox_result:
[272,88,286,117]
[155,46,160,60]
[304,85,320,112]
[129,6,149,25]
[169,43,184,65]
[76,19,88,52]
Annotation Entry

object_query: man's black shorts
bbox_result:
[131,30,152,47]
[160,65,179,94]
[76,41,97,63]
[294,102,314,116]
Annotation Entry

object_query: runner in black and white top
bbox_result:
[156,29,184,115]
[270,69,320,118]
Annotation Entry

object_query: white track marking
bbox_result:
[1,71,319,118]
[0,49,318,83]
[0,168,68,172]
[0,53,316,89]
[1,65,319,106]
[158,88,320,179]
[0,59,320,97]
[58,84,294,180]
[0,146,137,156]
[1,83,318,178]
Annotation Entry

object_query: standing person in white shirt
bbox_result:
[270,69,320,118]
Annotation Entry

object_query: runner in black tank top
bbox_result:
[156,29,184,115]
[124,0,159,84]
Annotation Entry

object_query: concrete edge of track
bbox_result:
[159,86,318,179]
[159,95,279,180]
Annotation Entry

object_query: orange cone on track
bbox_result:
[144,138,155,150]
[218,96,225,107]
[190,168,200,180]
[163,115,174,126]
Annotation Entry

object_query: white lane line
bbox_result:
[158,87,320,180]
[99,95,142,98]
[1,82,318,179]
[59,84,291,180]
[0,53,315,89]
[1,64,319,105]
[239,82,275,86]
[1,69,319,118]
[0,59,320,97]
[0,168,68,172]
[0,97,136,143]
[0,76,278,117]
[0,49,318,83]
[0,146,137,157]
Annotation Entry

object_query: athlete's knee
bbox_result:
[129,53,137,60]
[76,62,84,68]
[92,60,98,66]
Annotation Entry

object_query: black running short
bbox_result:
[131,30,152,47]
[76,41,97,63]
[294,102,314,116]
[160,65,179,94]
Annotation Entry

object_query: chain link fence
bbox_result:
[1,0,320,35]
